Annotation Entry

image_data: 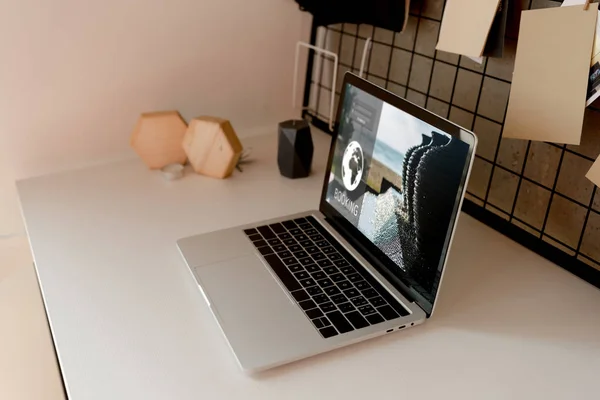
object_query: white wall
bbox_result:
[0,0,311,235]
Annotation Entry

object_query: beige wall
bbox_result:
[0,2,310,398]
[0,0,311,235]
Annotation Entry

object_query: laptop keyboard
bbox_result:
[244,216,409,339]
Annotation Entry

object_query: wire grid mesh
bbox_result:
[302,0,600,286]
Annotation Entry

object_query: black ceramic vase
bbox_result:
[277,119,314,179]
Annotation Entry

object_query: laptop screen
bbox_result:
[323,78,472,315]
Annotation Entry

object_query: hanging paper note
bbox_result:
[562,0,600,106]
[436,0,501,58]
[503,4,598,145]
[587,156,600,187]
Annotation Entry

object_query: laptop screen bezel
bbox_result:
[318,72,476,317]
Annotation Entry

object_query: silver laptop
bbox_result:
[177,73,477,373]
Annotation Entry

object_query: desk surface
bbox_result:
[18,130,600,400]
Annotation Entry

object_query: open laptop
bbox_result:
[177,73,477,373]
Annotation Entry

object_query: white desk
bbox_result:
[18,130,600,400]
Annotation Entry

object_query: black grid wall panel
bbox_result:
[302,0,600,286]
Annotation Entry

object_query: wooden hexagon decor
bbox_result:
[130,111,188,169]
[183,116,243,179]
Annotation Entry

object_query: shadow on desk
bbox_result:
[431,215,600,345]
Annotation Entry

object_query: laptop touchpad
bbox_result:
[194,255,322,371]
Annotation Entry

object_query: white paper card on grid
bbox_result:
[587,156,600,187]
[562,0,600,106]
[503,4,598,145]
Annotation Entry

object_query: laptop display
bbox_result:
[323,80,472,314]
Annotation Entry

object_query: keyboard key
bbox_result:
[311,271,327,280]
[281,257,297,265]
[310,234,324,242]
[263,254,301,291]
[326,311,354,334]
[253,239,267,248]
[299,257,314,266]
[258,246,274,256]
[319,326,338,338]
[299,240,312,247]
[304,228,317,236]
[334,259,349,267]
[295,234,308,241]
[244,228,258,235]
[291,289,309,302]
[358,305,377,316]
[293,250,308,259]
[282,220,297,229]
[320,302,336,313]
[330,273,346,282]
[313,317,325,329]
[347,273,362,282]
[306,246,320,254]
[323,266,338,274]
[279,233,292,240]
[340,266,356,274]
[278,251,292,259]
[354,281,371,290]
[294,271,310,280]
[305,215,318,225]
[366,313,385,325]
[362,288,379,298]
[369,296,387,307]
[317,259,333,267]
[305,264,320,273]
[300,278,316,288]
[345,311,369,329]
[344,288,360,298]
[269,223,286,234]
[298,224,312,231]
[306,286,323,296]
[289,228,302,235]
[322,246,335,254]
[293,217,307,224]
[248,234,262,241]
[324,286,341,296]
[351,296,368,307]
[273,244,286,252]
[257,226,275,239]
[330,294,347,304]
[267,238,282,246]
[312,253,326,261]
[288,264,303,273]
[338,302,355,313]
[283,238,297,246]
[377,305,400,321]
[288,245,302,252]
[338,281,352,290]
[328,253,343,261]
[315,240,329,247]
[306,308,324,319]
[317,278,334,288]
[298,299,317,310]
[313,294,329,304]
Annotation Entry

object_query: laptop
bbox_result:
[177,73,477,373]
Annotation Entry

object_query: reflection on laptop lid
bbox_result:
[320,73,476,316]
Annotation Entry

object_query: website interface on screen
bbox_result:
[325,84,470,302]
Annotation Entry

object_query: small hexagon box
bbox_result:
[130,111,188,169]
[183,116,243,179]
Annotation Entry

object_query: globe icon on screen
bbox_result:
[341,141,364,191]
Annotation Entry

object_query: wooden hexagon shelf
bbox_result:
[130,111,188,169]
[183,116,243,179]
